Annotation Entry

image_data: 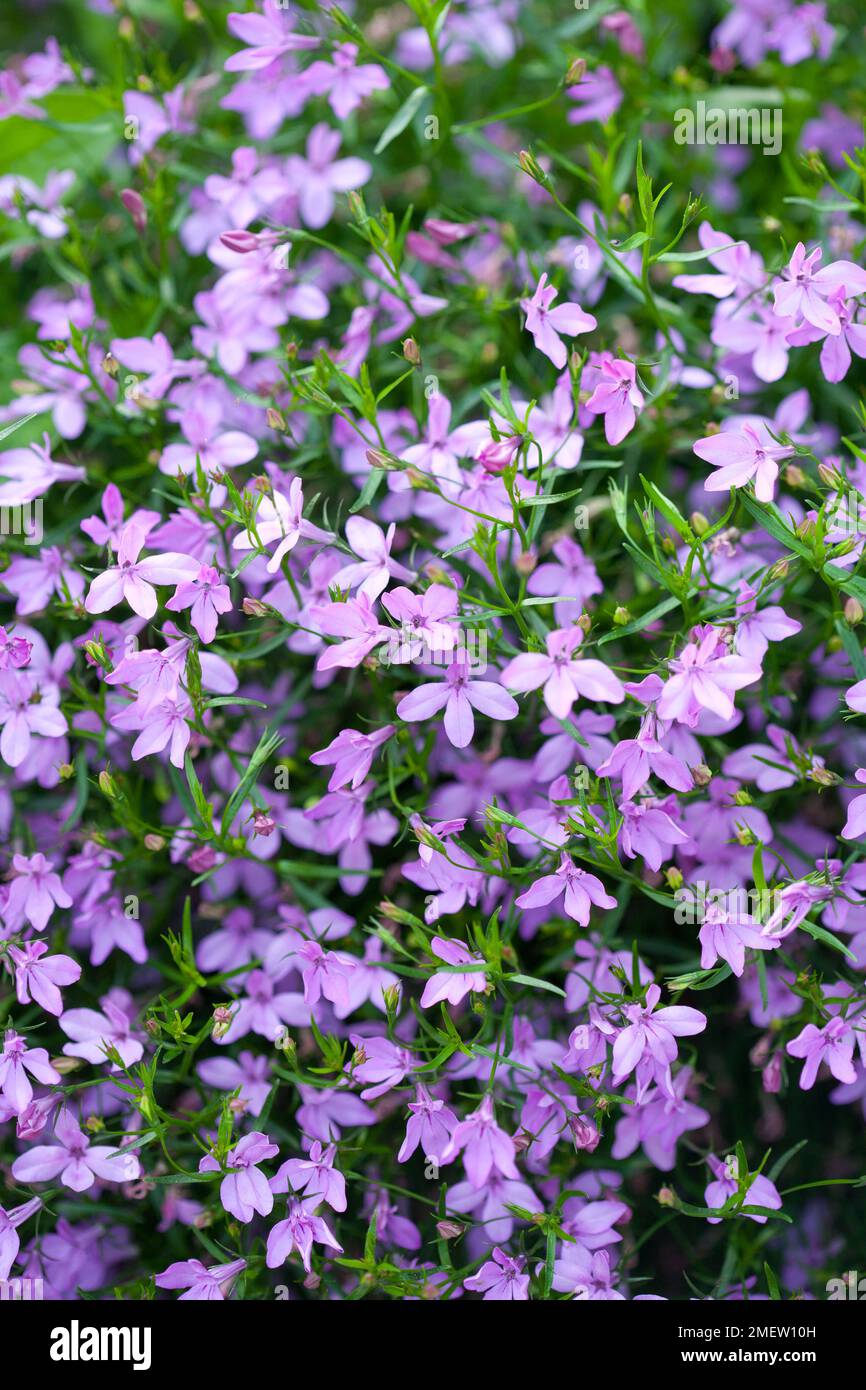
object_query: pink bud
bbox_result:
[120,188,147,233]
[219,229,262,254]
[762,1053,782,1094]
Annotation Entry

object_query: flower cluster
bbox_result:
[1,0,866,1304]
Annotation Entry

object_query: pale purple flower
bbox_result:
[552,1245,624,1299]
[698,903,780,977]
[694,422,794,502]
[444,1095,518,1186]
[526,537,602,626]
[521,273,596,370]
[618,799,689,872]
[657,627,760,726]
[0,1197,41,1282]
[596,720,692,800]
[206,1132,278,1223]
[310,723,394,791]
[12,1108,141,1191]
[332,517,416,602]
[350,1035,414,1100]
[515,853,617,926]
[266,1198,343,1272]
[155,1256,246,1301]
[197,1051,273,1117]
[304,42,389,119]
[0,672,68,768]
[397,652,518,749]
[8,941,81,1017]
[501,625,624,719]
[5,853,72,931]
[232,476,334,573]
[286,123,371,229]
[165,565,233,644]
[584,355,644,444]
[773,240,866,335]
[419,936,488,1009]
[84,521,199,620]
[0,1030,60,1112]
[704,1153,783,1224]
[270,1141,347,1213]
[59,994,144,1069]
[225,0,319,71]
[567,66,622,124]
[398,1084,458,1163]
[464,1246,529,1300]
[612,984,707,1082]
[786,1016,858,1090]
[109,332,204,399]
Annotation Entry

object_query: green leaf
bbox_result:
[374,85,429,154]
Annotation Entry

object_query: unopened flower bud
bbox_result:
[220,229,261,254]
[665,866,683,890]
[733,788,752,806]
[808,765,841,787]
[58,762,74,780]
[242,596,270,618]
[436,1220,464,1240]
[844,597,864,625]
[266,407,286,431]
[515,551,537,576]
[690,511,709,536]
[566,57,587,84]
[120,188,147,233]
[690,763,712,788]
[762,1053,782,1093]
[252,809,276,837]
[783,463,806,488]
[402,337,421,364]
[101,351,119,378]
[657,1186,676,1208]
[212,1005,233,1041]
[612,605,631,626]
[98,769,117,798]
[569,1114,601,1152]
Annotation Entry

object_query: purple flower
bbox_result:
[567,66,622,124]
[0,673,68,768]
[612,984,707,1082]
[786,1017,858,1090]
[420,936,488,1009]
[155,1256,246,1301]
[232,476,334,574]
[516,853,617,926]
[398,1084,458,1162]
[699,903,780,977]
[266,1198,343,1273]
[0,1030,60,1113]
[704,1154,783,1224]
[12,1108,140,1192]
[304,42,389,119]
[521,273,596,370]
[584,355,644,444]
[225,0,319,71]
[8,941,81,1017]
[464,1246,529,1300]
[443,1095,518,1186]
[0,1197,42,1282]
[4,852,72,930]
[773,240,866,335]
[310,723,394,791]
[694,422,794,502]
[501,624,624,718]
[84,521,199,620]
[658,627,760,726]
[286,123,371,229]
[270,1141,347,1213]
[205,1132,279,1223]
[397,652,518,749]
[59,993,144,1069]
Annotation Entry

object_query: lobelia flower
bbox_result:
[217,967,310,1045]
[111,691,193,770]
[270,1142,347,1213]
[552,1246,624,1300]
[197,1051,273,1117]
[841,769,866,840]
[698,903,780,977]
[618,799,689,873]
[266,1198,343,1273]
[232,477,334,574]
[109,332,204,400]
[12,1108,141,1192]
[612,984,707,1083]
[312,594,391,671]
[380,584,459,660]
[526,537,602,626]
[309,724,394,791]
[763,879,833,936]
[0,627,31,670]
[521,273,596,369]
[332,517,416,602]
[0,1030,60,1112]
[200,1132,278,1223]
[657,627,760,726]
[596,718,693,800]
[420,936,489,1009]
[786,1017,858,1090]
[0,672,68,768]
[693,422,795,502]
[225,0,319,71]
[59,993,144,1069]
[165,565,233,644]
[772,241,866,335]
[398,1084,458,1163]
[350,1035,414,1100]
[612,1067,710,1171]
[500,624,624,718]
[8,941,81,1017]
[464,1247,529,1301]
[704,1153,783,1224]
[155,1256,246,1301]
[84,521,200,620]
[566,65,623,124]
[397,651,518,749]
[516,853,617,926]
[443,1095,518,1186]
[80,481,159,550]
[0,1197,41,1282]
[732,582,801,662]
[303,42,389,119]
[583,354,644,444]
[286,122,371,229]
[5,853,72,930]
